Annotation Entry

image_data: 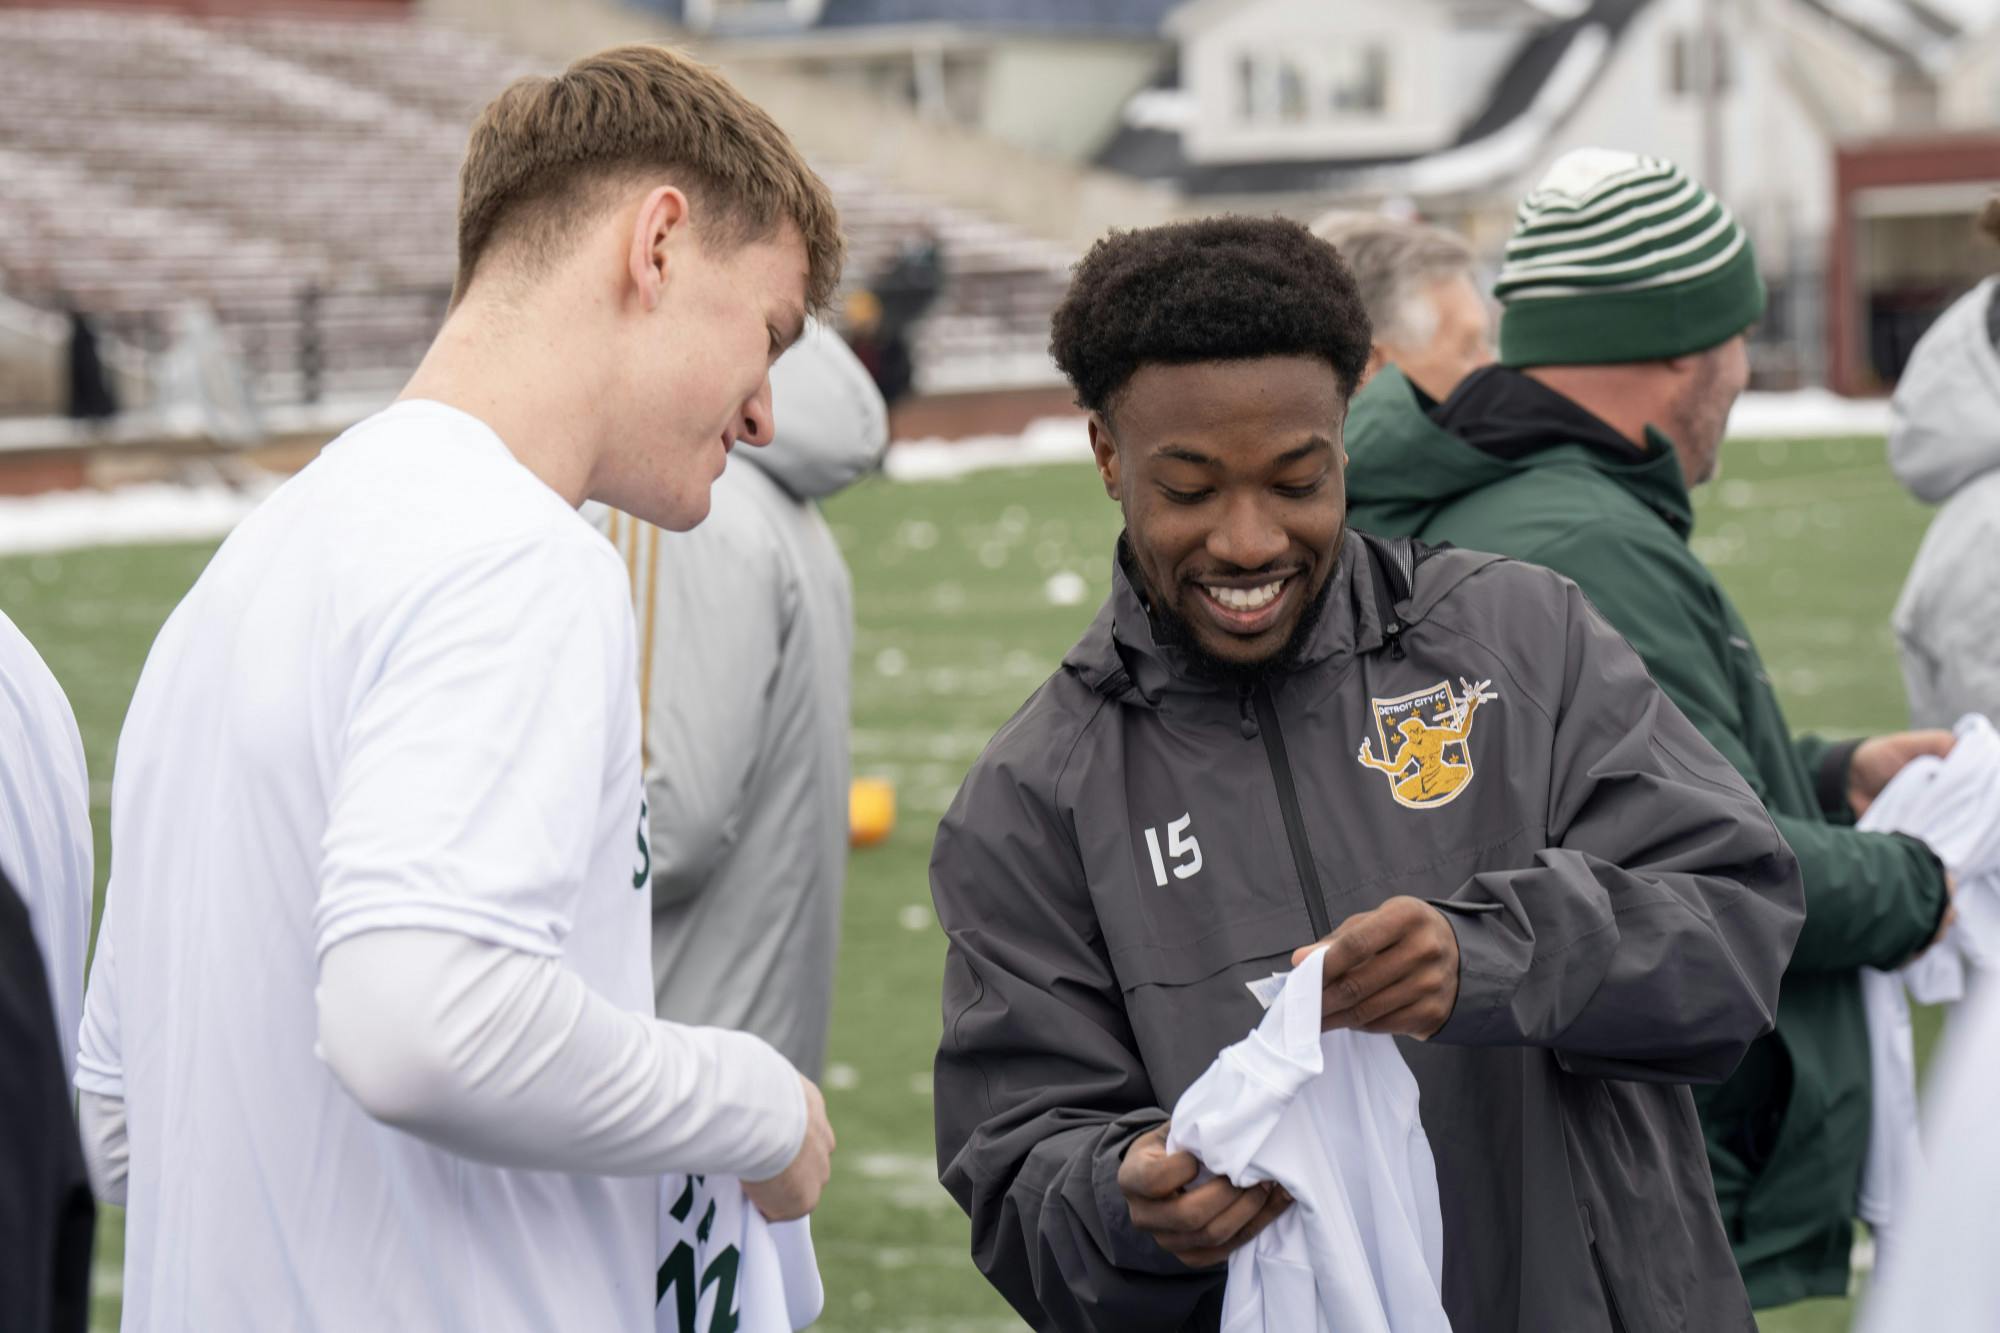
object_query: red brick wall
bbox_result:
[888,386,1081,443]
[1829,133,2000,395]
[0,451,88,497]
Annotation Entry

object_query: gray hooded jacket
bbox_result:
[1891,277,2000,728]
[599,323,886,1078]
[931,530,1804,1332]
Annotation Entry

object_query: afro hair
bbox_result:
[1049,215,1373,417]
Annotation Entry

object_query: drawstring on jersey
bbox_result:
[1382,617,1406,660]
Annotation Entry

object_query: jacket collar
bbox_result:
[1346,365,1697,541]
[1065,528,1385,707]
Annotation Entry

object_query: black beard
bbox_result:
[1125,544,1334,690]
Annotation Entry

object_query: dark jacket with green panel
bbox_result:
[1344,364,1951,1306]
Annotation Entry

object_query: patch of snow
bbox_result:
[883,416,1091,482]
[0,481,270,556]
[1043,571,1090,607]
[1726,389,1893,439]
[1124,87,1198,132]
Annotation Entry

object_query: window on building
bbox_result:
[1279,58,1309,121]
[1667,29,1732,96]
[1232,44,1390,125]
[1326,45,1388,113]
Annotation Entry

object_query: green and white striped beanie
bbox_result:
[1495,149,1765,367]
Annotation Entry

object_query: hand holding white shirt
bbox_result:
[1164,947,1450,1333]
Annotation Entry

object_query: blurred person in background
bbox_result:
[0,865,93,1333]
[841,228,945,407]
[72,46,842,1333]
[1345,147,1957,1309]
[63,302,117,427]
[1890,197,2000,728]
[597,320,886,1079]
[932,215,1803,1332]
[1310,211,1494,402]
[841,287,913,405]
[0,607,92,1087]
[872,226,946,334]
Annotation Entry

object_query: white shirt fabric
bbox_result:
[656,1174,822,1332]
[1856,713,2000,1271]
[0,608,92,1083]
[1858,970,2000,1333]
[74,400,802,1333]
[1165,948,1450,1333]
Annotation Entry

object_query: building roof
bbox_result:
[1093,0,1652,197]
[1795,0,1968,72]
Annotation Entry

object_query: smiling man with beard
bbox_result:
[929,216,1806,1332]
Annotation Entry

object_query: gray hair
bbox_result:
[1310,211,1477,348]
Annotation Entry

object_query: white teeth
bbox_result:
[1205,580,1285,613]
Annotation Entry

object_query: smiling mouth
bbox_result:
[1194,575,1295,634]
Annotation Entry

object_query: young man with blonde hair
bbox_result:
[74,45,842,1332]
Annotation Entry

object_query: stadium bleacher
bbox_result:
[0,4,1072,418]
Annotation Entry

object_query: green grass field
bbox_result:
[0,432,1934,1332]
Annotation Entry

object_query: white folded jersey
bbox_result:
[1856,712,2000,1272]
[657,1174,822,1333]
[1167,947,1450,1333]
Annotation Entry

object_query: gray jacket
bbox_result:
[931,531,1804,1333]
[1891,277,2000,728]
[605,323,886,1078]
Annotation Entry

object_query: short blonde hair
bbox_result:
[454,45,842,311]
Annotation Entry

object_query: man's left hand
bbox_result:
[1291,896,1460,1039]
[1850,730,1955,818]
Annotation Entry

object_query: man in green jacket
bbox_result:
[1344,147,1957,1308]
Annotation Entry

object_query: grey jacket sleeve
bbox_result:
[1433,578,1805,1084]
[932,712,1224,1333]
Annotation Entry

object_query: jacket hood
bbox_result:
[1889,277,2000,505]
[1063,528,1491,708]
[740,320,889,501]
[1344,365,1695,539]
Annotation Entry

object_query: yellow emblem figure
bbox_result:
[1357,679,1497,809]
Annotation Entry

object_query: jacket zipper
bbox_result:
[1251,684,1333,941]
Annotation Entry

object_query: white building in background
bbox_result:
[643,0,1180,161]
[1094,0,1998,386]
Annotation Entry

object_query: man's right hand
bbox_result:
[1117,1124,1290,1269]
[744,1075,835,1221]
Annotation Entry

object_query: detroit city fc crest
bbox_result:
[1356,677,1499,810]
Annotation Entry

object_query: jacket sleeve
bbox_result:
[931,711,1224,1333]
[635,498,787,907]
[1432,572,1805,1084]
[1533,526,1946,975]
[1894,504,2000,734]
